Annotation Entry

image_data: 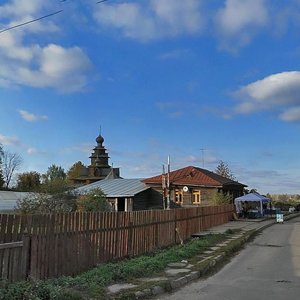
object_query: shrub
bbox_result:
[273,201,292,211]
[76,188,111,212]
[207,191,233,205]
[0,279,85,300]
[15,192,77,214]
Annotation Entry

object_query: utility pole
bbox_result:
[162,164,166,210]
[167,155,170,209]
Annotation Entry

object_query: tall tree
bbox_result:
[2,150,23,188]
[0,145,4,188]
[43,164,66,183]
[67,161,86,181]
[40,164,68,195]
[215,160,236,180]
[16,171,41,192]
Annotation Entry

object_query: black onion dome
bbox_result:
[96,134,104,145]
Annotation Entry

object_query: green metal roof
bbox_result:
[75,178,150,198]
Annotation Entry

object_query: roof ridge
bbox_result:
[143,165,246,187]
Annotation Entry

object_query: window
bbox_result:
[175,190,183,204]
[193,190,201,204]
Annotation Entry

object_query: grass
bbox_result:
[0,233,228,300]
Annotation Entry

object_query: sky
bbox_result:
[1,0,300,195]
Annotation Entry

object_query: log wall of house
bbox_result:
[222,184,244,199]
[133,189,163,211]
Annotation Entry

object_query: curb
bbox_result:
[113,213,300,300]
[112,231,254,300]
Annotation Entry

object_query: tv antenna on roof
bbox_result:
[200,148,207,168]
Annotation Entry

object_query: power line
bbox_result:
[0,10,63,34]
[0,0,111,35]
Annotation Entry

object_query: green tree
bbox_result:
[43,164,66,183]
[40,176,69,195]
[76,188,111,212]
[39,164,69,196]
[15,164,76,214]
[16,171,41,192]
[16,178,76,214]
[207,191,233,205]
[15,191,77,214]
[67,161,86,181]
[215,160,236,180]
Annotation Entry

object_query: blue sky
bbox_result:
[1,0,300,194]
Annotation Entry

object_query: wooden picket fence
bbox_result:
[0,205,233,282]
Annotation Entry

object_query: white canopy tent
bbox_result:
[234,193,271,216]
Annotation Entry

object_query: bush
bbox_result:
[15,192,77,214]
[207,191,233,205]
[273,201,293,212]
[0,280,70,300]
[15,177,78,214]
[76,188,111,212]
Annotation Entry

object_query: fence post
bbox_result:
[21,231,31,280]
[155,222,159,248]
[127,220,133,257]
[174,209,177,244]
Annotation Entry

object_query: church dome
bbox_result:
[96,134,104,145]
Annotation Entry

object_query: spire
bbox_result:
[96,126,104,146]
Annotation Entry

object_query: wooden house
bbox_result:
[143,166,246,207]
[74,178,163,211]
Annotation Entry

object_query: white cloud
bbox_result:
[239,71,300,104]
[26,147,47,156]
[0,134,20,146]
[215,0,269,50]
[18,110,48,122]
[279,107,300,122]
[93,0,204,41]
[0,0,44,19]
[233,71,300,122]
[17,44,91,92]
[26,147,38,155]
[0,1,92,92]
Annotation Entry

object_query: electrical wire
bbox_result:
[0,10,63,34]
[0,0,111,34]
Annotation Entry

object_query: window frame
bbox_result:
[192,190,201,204]
[175,189,183,204]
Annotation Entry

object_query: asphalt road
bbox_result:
[157,216,300,300]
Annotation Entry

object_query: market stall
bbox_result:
[234,192,271,218]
